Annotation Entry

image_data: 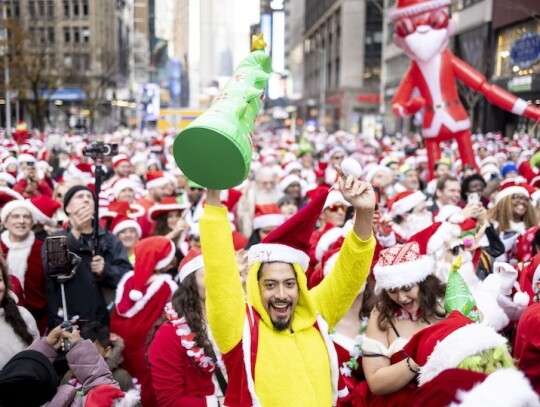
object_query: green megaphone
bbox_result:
[173,33,271,189]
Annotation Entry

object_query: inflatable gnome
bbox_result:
[173,34,271,189]
[390,0,540,178]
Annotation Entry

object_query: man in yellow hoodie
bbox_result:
[200,167,375,406]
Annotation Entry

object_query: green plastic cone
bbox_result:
[444,256,480,322]
[173,33,271,189]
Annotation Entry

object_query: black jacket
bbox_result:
[42,226,132,328]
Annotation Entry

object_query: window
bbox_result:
[38,27,45,43]
[82,0,88,16]
[63,1,69,17]
[82,27,90,44]
[38,0,44,15]
[73,27,80,43]
[63,27,70,43]
[12,1,20,17]
[28,1,36,17]
[47,1,53,17]
[73,0,79,16]
[48,27,55,43]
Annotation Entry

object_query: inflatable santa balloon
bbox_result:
[390,0,540,178]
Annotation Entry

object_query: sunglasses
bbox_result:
[327,204,347,212]
[332,156,345,160]
[190,187,205,191]
[395,10,450,38]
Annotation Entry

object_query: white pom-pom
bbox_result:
[513,291,530,308]
[341,158,362,178]
[129,290,143,301]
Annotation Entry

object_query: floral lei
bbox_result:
[339,317,369,377]
[165,302,224,374]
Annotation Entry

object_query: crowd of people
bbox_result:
[0,125,539,406]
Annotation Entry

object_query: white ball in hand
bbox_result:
[341,158,362,178]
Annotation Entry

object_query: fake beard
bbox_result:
[407,212,434,236]
[396,26,449,62]
[436,250,480,291]
[325,167,338,185]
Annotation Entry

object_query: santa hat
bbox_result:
[85,384,140,407]
[146,171,169,190]
[495,182,530,204]
[315,227,343,262]
[0,187,24,206]
[278,174,304,193]
[220,188,243,213]
[128,236,176,301]
[148,196,189,221]
[111,214,142,238]
[17,153,36,165]
[252,204,285,230]
[0,172,16,186]
[112,178,138,200]
[248,186,331,272]
[363,164,391,184]
[388,190,426,217]
[178,246,204,283]
[0,199,37,225]
[100,200,144,220]
[283,161,302,175]
[373,241,434,295]
[27,195,62,227]
[323,190,350,210]
[112,154,130,168]
[402,311,507,386]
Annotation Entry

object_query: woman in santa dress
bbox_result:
[111,235,178,407]
[148,247,226,406]
[362,240,446,406]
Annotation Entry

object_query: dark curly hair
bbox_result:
[147,272,217,365]
[461,173,486,201]
[376,275,446,330]
[0,256,34,345]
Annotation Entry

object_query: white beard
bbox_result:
[407,213,434,236]
[395,26,450,62]
[254,188,282,205]
[325,167,338,185]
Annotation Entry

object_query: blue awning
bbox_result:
[40,88,86,102]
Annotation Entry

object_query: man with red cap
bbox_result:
[200,165,376,406]
[135,171,169,238]
[111,235,178,407]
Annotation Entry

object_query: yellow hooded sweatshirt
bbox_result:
[201,205,375,406]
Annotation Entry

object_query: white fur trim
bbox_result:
[115,389,141,407]
[450,369,540,407]
[278,174,303,193]
[248,243,310,271]
[252,213,285,230]
[434,205,462,223]
[179,255,204,283]
[315,227,342,261]
[418,323,507,386]
[316,314,345,405]
[323,190,350,210]
[146,176,169,190]
[155,240,176,270]
[0,200,37,225]
[1,230,35,288]
[373,255,434,294]
[205,395,220,407]
[511,98,528,115]
[390,0,450,21]
[495,186,529,204]
[148,202,189,220]
[112,219,142,239]
[391,191,426,217]
[114,271,178,318]
[427,222,461,255]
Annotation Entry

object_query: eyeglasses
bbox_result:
[395,10,450,38]
[327,204,347,212]
[511,194,529,201]
[190,187,205,192]
[449,244,465,256]
[332,156,344,160]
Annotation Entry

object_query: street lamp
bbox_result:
[0,1,10,137]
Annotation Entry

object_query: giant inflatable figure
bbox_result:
[390,0,540,178]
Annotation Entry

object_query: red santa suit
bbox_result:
[1,231,47,334]
[111,236,178,407]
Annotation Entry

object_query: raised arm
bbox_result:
[200,190,246,353]
[311,168,376,327]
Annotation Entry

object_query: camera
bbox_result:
[46,236,71,278]
[83,142,118,159]
[468,192,480,204]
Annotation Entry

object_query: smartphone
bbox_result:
[45,236,71,278]
[468,193,480,203]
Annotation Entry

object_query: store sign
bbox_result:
[510,32,540,69]
[508,75,532,92]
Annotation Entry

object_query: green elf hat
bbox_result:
[444,256,480,322]
[173,33,271,189]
